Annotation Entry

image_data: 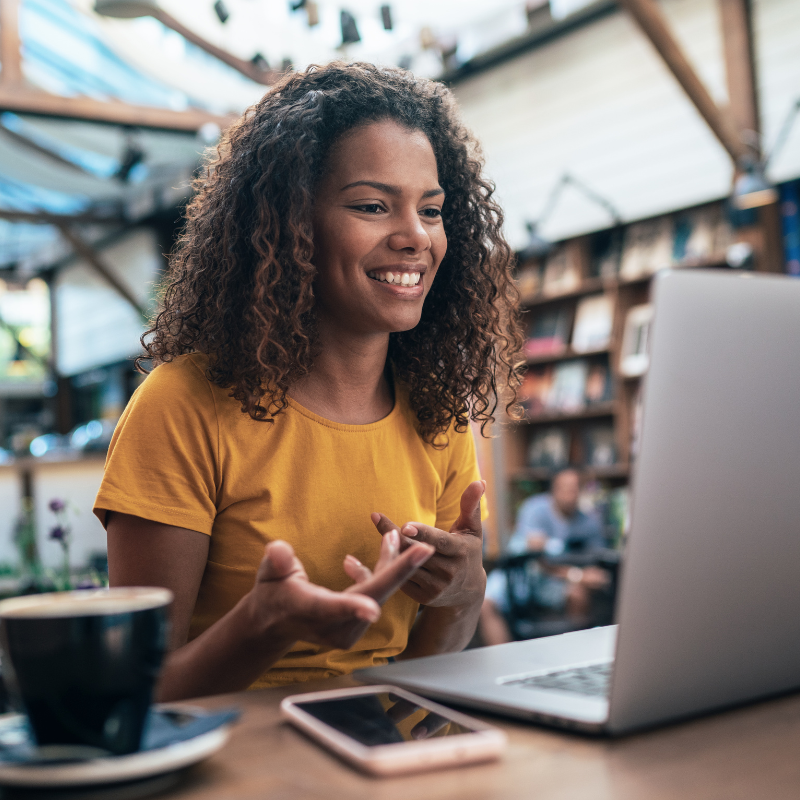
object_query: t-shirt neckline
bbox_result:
[285,393,400,432]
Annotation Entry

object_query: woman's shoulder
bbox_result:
[138,353,213,394]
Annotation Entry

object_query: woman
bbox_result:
[95,62,521,701]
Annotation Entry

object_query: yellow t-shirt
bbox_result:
[94,353,484,688]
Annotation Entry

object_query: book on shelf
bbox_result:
[528,426,570,469]
[571,294,614,353]
[515,260,542,300]
[522,358,612,416]
[619,304,654,377]
[583,423,617,467]
[672,204,732,266]
[629,382,644,461]
[520,365,553,416]
[542,244,582,296]
[589,228,622,279]
[585,362,613,404]
[619,217,674,280]
[546,360,588,413]
[523,306,571,357]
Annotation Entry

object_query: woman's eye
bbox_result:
[352,204,385,214]
[421,208,443,218]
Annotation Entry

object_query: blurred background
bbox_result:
[0,0,798,608]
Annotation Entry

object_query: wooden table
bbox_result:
[165,676,800,800]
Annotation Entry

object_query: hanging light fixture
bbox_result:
[521,173,622,260]
[340,10,361,46]
[731,98,799,211]
[213,0,230,24]
[731,164,778,210]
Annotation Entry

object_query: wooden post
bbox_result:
[617,0,750,165]
[718,0,783,272]
[718,0,759,141]
[0,0,22,88]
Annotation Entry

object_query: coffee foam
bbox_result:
[0,588,173,619]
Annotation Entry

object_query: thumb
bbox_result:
[451,480,485,536]
[256,540,301,583]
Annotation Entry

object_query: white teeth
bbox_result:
[369,271,422,285]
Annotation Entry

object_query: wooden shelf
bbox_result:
[520,402,616,424]
[512,463,630,482]
[517,263,732,308]
[519,277,604,307]
[525,347,609,366]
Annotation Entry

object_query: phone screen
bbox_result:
[294,692,479,747]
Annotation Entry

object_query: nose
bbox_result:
[387,208,431,254]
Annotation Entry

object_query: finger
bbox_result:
[411,713,451,740]
[256,540,303,583]
[349,542,434,604]
[371,512,401,536]
[298,581,380,624]
[386,698,421,724]
[375,529,400,571]
[450,480,485,537]
[343,554,373,585]
[401,523,461,556]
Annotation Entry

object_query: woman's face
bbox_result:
[311,119,447,337]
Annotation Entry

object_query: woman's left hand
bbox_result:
[371,480,487,609]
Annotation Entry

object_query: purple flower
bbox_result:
[49,525,67,542]
[49,499,66,513]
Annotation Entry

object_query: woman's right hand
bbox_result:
[244,531,434,652]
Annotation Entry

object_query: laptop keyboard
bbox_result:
[506,662,613,697]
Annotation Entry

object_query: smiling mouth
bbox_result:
[367,270,421,287]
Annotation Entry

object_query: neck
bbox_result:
[289,322,393,424]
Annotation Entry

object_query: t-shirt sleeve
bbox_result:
[93,357,219,535]
[434,424,488,532]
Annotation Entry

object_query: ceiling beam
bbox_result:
[0,86,233,132]
[617,0,750,164]
[151,7,276,86]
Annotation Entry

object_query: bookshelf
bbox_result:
[497,198,783,551]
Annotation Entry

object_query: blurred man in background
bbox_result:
[480,469,609,646]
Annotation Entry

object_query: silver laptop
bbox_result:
[357,269,800,734]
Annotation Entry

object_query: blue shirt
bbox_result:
[507,494,605,556]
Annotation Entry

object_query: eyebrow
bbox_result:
[339,180,444,199]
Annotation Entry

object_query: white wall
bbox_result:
[54,228,160,377]
[452,0,800,250]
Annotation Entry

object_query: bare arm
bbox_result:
[107,512,433,701]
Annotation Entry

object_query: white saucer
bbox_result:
[0,707,233,788]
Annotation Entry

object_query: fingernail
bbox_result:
[345,555,362,567]
[360,607,380,623]
[404,525,418,538]
[388,529,399,550]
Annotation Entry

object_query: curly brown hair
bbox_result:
[140,61,522,443]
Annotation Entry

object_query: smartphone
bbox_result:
[280,684,506,776]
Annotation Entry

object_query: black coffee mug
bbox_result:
[0,587,172,756]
